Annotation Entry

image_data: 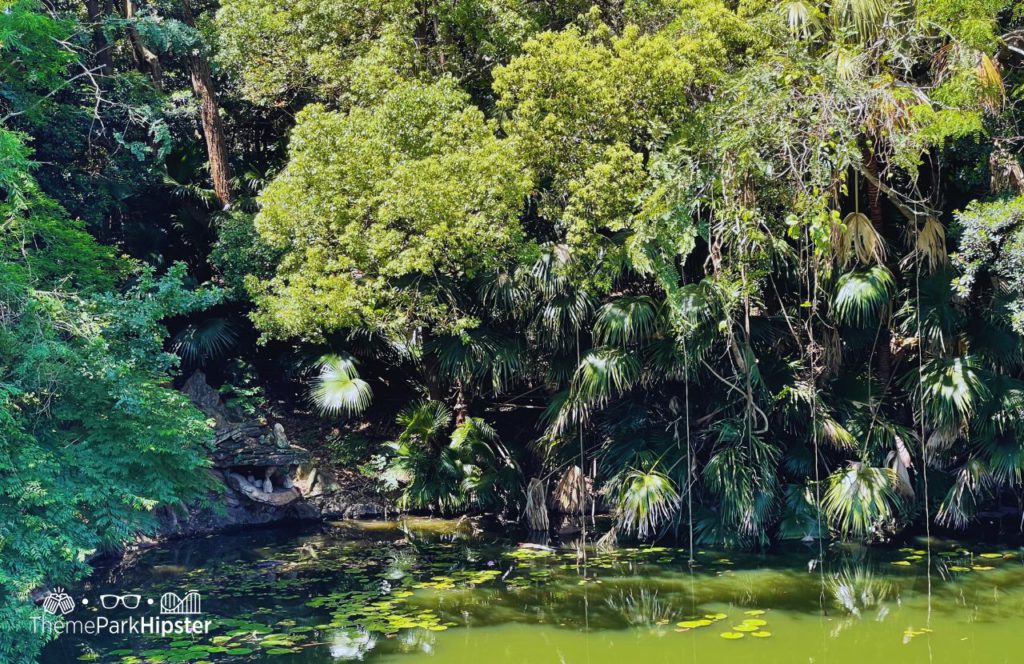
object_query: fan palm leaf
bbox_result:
[822,463,901,540]
[904,355,988,433]
[832,0,885,41]
[613,468,681,539]
[832,265,894,327]
[172,317,238,366]
[310,354,373,417]
[935,458,991,529]
[572,348,641,406]
[593,296,659,347]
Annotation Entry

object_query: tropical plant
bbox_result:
[822,463,903,540]
[310,354,374,418]
[610,468,681,539]
[382,402,520,514]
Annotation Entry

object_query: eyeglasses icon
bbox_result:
[99,594,141,610]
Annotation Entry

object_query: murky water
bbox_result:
[43,519,1024,663]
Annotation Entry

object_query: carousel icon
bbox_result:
[159,590,202,615]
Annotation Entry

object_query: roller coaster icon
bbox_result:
[159,590,202,615]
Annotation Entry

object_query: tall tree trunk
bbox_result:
[863,148,892,386]
[123,0,163,90]
[182,0,233,209]
[84,0,113,76]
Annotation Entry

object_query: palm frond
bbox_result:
[539,290,594,338]
[784,1,820,39]
[593,296,659,346]
[832,265,894,326]
[935,458,990,529]
[612,468,681,540]
[828,45,863,81]
[162,171,219,208]
[172,317,238,365]
[904,355,988,432]
[395,400,452,443]
[915,216,947,272]
[572,348,641,406]
[553,464,589,515]
[834,211,886,266]
[430,330,526,395]
[821,463,901,540]
[310,354,373,417]
[832,0,885,41]
[703,421,781,543]
[478,270,533,320]
[976,52,1005,111]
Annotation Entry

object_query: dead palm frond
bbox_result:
[989,149,1024,193]
[553,464,589,514]
[976,52,1005,112]
[915,216,947,272]
[835,211,886,266]
[886,435,915,498]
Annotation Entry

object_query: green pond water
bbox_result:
[43,519,1024,664]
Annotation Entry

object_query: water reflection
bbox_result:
[330,628,376,660]
[44,520,1024,664]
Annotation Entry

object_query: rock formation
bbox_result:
[155,371,389,538]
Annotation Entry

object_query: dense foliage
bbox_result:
[4,0,1024,660]
[231,0,1024,547]
[1,2,221,661]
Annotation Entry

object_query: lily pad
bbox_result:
[721,632,745,639]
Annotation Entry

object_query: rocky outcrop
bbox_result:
[156,371,389,538]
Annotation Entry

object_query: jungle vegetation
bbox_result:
[3,0,1024,660]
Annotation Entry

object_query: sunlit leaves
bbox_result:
[384,403,520,513]
[310,354,373,417]
[822,463,902,540]
[252,79,531,339]
[572,348,642,407]
[905,355,987,432]
[594,296,659,347]
[832,266,894,327]
[832,0,885,41]
[613,468,681,539]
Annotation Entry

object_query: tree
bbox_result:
[250,78,532,339]
[1,5,221,658]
